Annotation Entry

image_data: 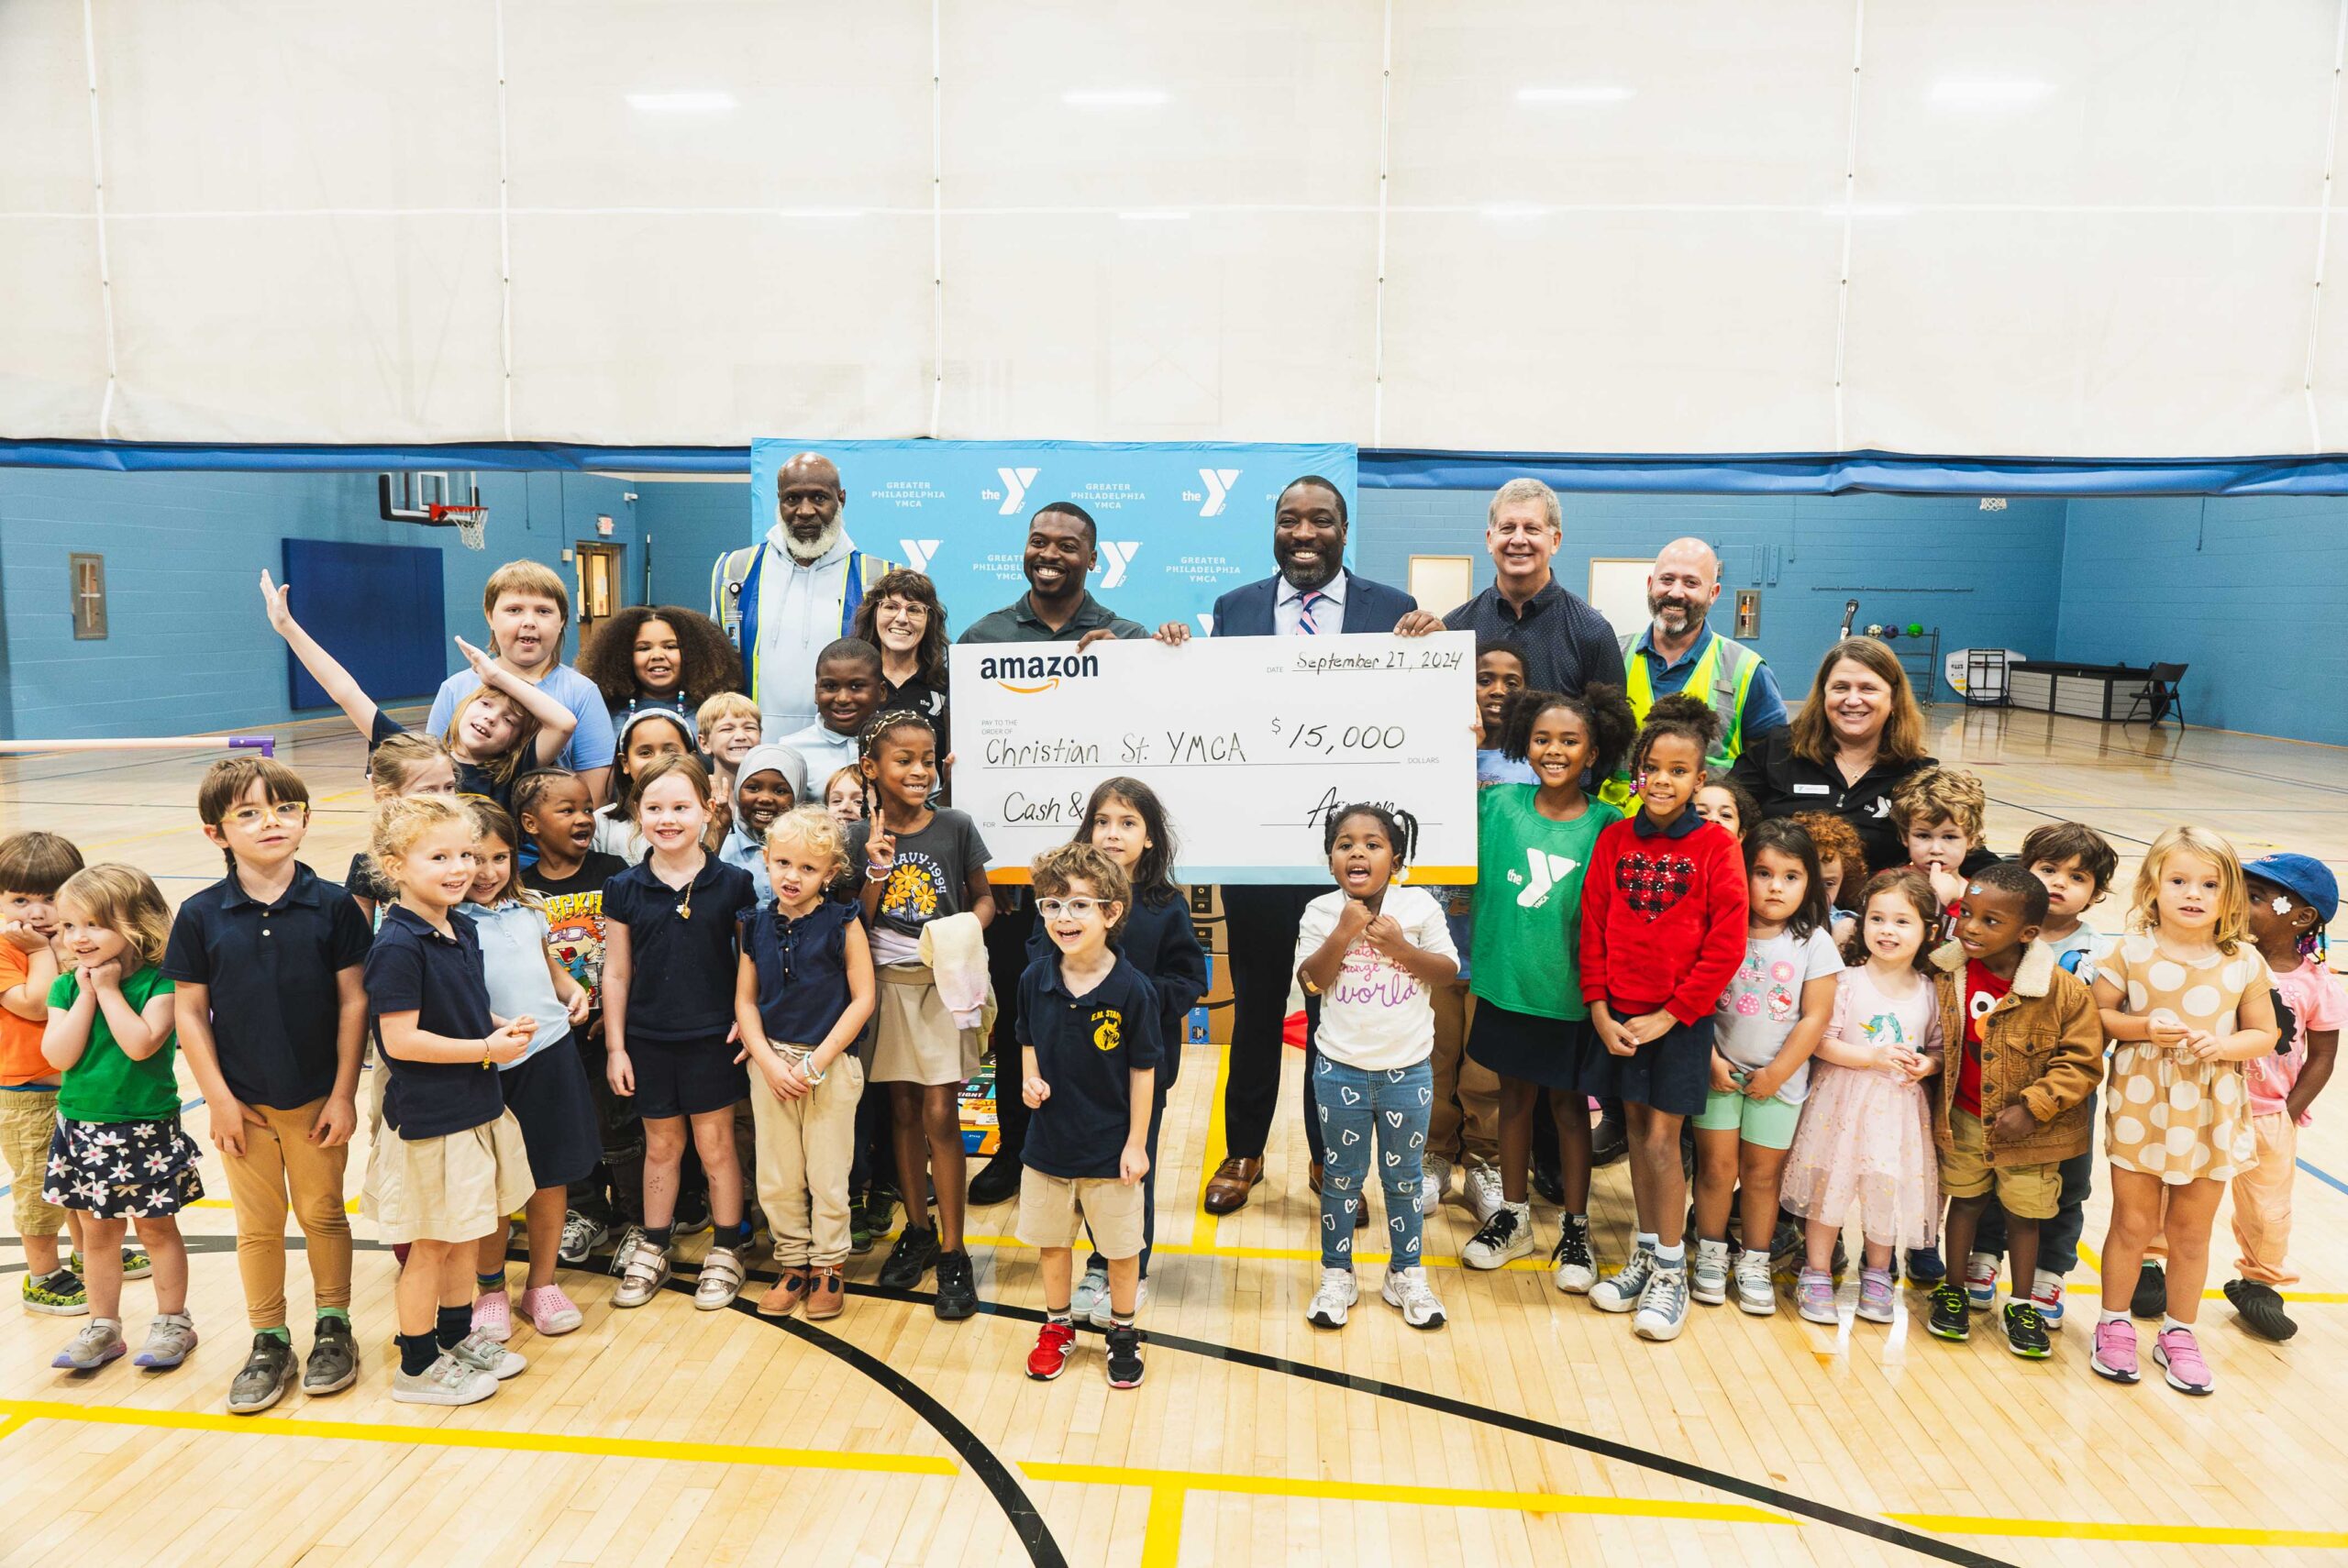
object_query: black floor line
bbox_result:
[1982,794,2154,848]
[657,1275,1068,1568]
[839,1278,2018,1568]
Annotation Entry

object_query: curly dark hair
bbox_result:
[850,570,951,689]
[577,605,744,712]
[1629,691,1724,775]
[1497,681,1637,784]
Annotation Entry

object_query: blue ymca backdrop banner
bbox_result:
[748,439,1358,635]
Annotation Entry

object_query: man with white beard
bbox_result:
[711,450,900,737]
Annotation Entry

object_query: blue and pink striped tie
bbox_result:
[1295,590,1325,635]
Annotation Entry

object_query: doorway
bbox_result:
[575,544,625,644]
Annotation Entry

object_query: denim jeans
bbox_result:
[1974,1089,2095,1276]
[1314,1055,1433,1270]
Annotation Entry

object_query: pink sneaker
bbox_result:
[2090,1318,2139,1383]
[471,1289,513,1343]
[518,1285,583,1336]
[2153,1326,2213,1395]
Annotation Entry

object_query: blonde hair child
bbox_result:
[2088,825,2280,1397]
[39,866,203,1375]
[360,796,535,1407]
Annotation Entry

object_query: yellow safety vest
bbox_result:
[1600,630,1760,806]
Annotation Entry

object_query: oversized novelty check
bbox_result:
[951,631,1475,884]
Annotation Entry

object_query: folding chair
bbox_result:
[2121,662,2189,729]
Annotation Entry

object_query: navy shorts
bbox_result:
[626,1033,748,1121]
[1465,999,1600,1095]
[1585,1006,1714,1120]
[499,1038,601,1190]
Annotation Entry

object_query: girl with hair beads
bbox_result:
[850,710,994,1320]
[2090,826,2279,1395]
[41,866,203,1374]
[1297,804,1459,1332]
[603,755,760,1311]
[1689,819,1842,1317]
[1579,695,1748,1342]
[737,807,876,1320]
[261,572,574,814]
[1459,685,1634,1287]
[359,797,533,1406]
[460,803,598,1340]
[1028,778,1208,1321]
[1780,868,1944,1325]
[592,709,698,864]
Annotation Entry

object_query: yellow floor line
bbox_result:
[1023,1460,1790,1522]
[1888,1513,2348,1550]
[0,1397,955,1477]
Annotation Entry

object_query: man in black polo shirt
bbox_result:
[165,756,372,1415]
[1417,476,1622,696]
[961,500,1149,1206]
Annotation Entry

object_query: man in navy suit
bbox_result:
[1153,475,1422,1216]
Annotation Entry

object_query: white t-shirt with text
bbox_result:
[1294,883,1458,1072]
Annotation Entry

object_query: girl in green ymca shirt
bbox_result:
[1458,684,1638,1289]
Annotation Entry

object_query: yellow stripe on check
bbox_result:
[0,1397,954,1477]
[1888,1513,2348,1550]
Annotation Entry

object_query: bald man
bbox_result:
[712,450,900,734]
[1615,537,1787,781]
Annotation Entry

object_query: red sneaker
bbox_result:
[1025,1320,1077,1381]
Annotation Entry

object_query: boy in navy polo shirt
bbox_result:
[1016,844,1158,1389]
[167,757,372,1415]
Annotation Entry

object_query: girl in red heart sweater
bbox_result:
[1577,695,1750,1342]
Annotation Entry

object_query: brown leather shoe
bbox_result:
[1202,1156,1264,1214]
[758,1268,811,1317]
[803,1265,845,1320]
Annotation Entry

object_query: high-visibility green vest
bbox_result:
[1600,628,1761,806]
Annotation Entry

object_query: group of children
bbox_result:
[4,590,2339,1408]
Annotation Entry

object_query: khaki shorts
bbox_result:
[1017,1168,1145,1259]
[1940,1109,2060,1220]
[0,1087,67,1237]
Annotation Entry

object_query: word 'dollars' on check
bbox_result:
[952,632,1477,884]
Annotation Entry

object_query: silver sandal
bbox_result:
[694,1245,745,1310]
[612,1238,670,1309]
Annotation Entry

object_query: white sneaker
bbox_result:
[1461,1202,1534,1270]
[1550,1215,1597,1294]
[1634,1263,1690,1342]
[1464,1162,1507,1225]
[1690,1238,1731,1306]
[1306,1267,1358,1329]
[1419,1154,1454,1217]
[447,1331,526,1381]
[1381,1265,1447,1330]
[1070,1265,1111,1322]
[392,1351,498,1406]
[2030,1270,2066,1330]
[1963,1251,1999,1310]
[1734,1249,1776,1315]
[1590,1242,1656,1313]
[1086,1275,1144,1330]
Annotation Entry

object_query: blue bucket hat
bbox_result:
[2242,853,2339,926]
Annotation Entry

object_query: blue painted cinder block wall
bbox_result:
[2056,494,2348,746]
[0,468,640,739]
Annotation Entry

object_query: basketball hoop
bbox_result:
[430,502,489,551]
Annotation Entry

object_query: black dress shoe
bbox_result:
[969,1154,1023,1207]
[1589,1116,1628,1168]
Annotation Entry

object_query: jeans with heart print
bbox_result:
[1313,1057,1433,1271]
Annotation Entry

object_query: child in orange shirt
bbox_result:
[0,832,94,1314]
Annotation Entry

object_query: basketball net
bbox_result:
[431,502,489,551]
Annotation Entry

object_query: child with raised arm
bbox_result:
[262,570,574,812]
[1019,844,1160,1387]
[41,867,201,1375]
[360,796,534,1406]
[0,831,91,1316]
[737,808,875,1320]
[166,757,371,1413]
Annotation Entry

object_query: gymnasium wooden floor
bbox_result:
[2,704,2344,1568]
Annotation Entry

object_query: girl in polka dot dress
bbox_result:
[2088,826,2281,1396]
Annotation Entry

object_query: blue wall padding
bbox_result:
[281,538,446,711]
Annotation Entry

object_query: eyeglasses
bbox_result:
[1036,897,1104,920]
[226,803,308,828]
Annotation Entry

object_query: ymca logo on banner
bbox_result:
[990,467,1041,515]
[1097,541,1143,590]
[900,539,943,572]
[1191,468,1243,517]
